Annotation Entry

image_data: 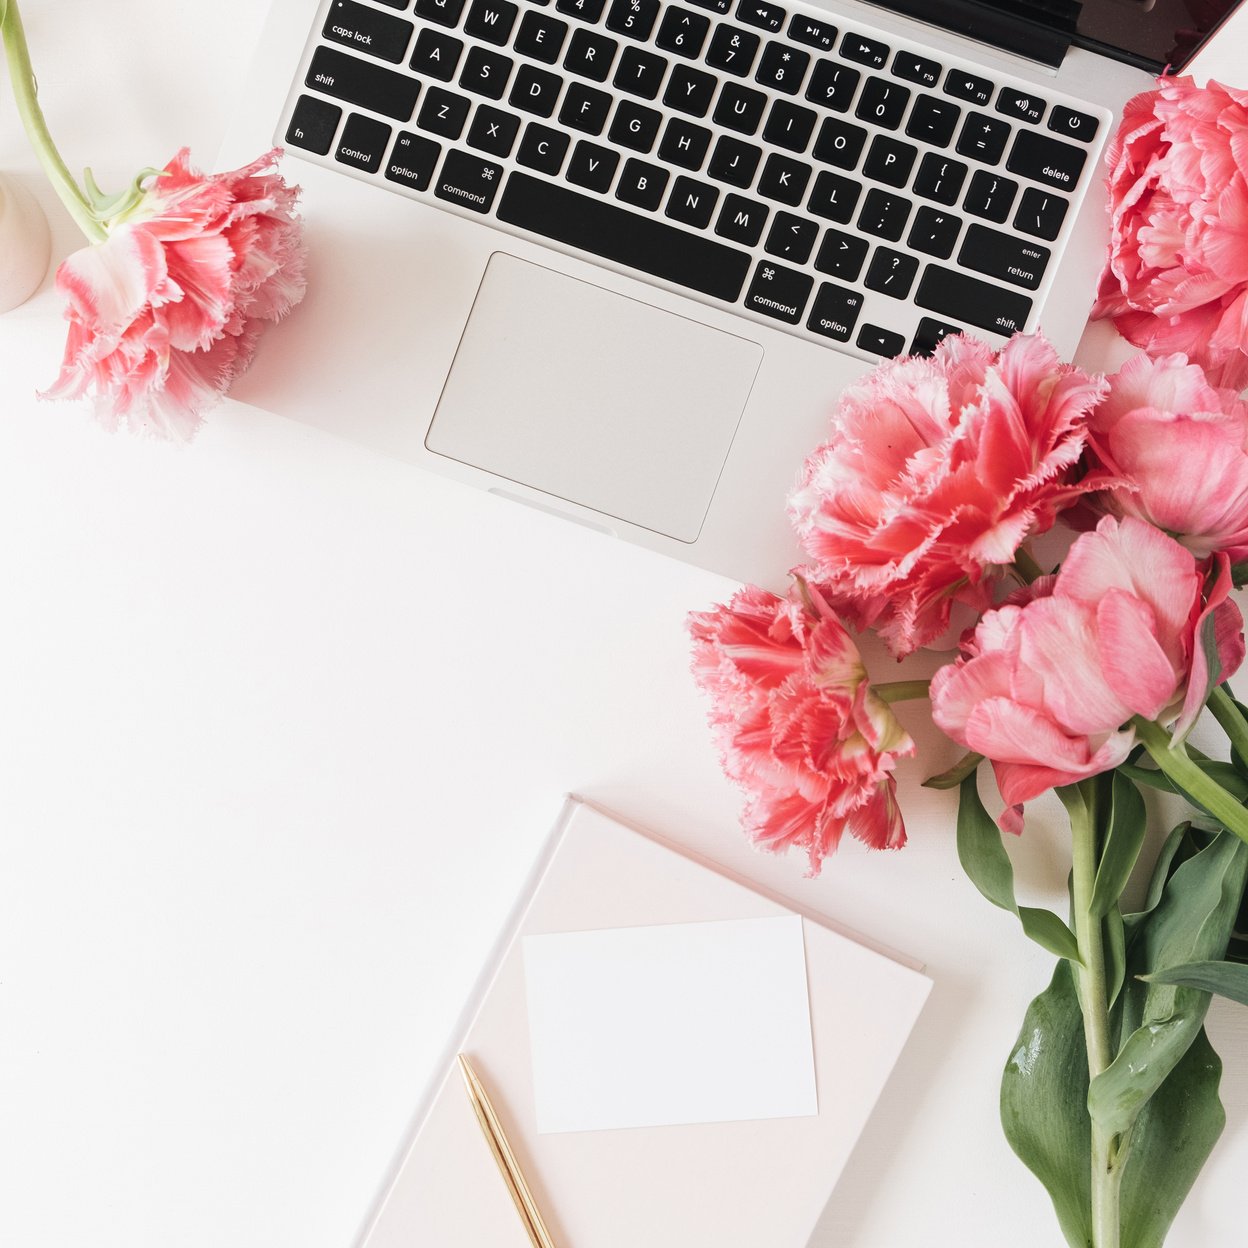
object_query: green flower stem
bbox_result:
[1133,715,1248,846]
[874,679,930,704]
[1,0,105,241]
[1208,686,1248,766]
[1061,782,1122,1248]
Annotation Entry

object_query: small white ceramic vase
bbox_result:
[0,172,52,313]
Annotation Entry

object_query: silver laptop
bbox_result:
[220,0,1244,587]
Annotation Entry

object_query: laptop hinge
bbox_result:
[864,0,1075,69]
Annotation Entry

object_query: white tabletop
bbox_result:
[3,4,1247,1246]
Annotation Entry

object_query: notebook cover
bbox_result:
[357,797,932,1248]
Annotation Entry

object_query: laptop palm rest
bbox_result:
[425,253,763,543]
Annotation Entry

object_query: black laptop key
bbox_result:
[840,31,888,69]
[459,47,514,99]
[893,52,940,88]
[517,123,569,172]
[715,193,769,246]
[745,261,812,324]
[764,211,817,263]
[688,0,731,12]
[914,152,966,205]
[812,117,866,170]
[606,0,660,40]
[908,205,961,258]
[497,172,752,300]
[863,135,916,188]
[375,0,410,6]
[614,47,668,99]
[858,187,910,240]
[511,64,563,116]
[666,175,720,227]
[855,77,910,130]
[567,139,620,191]
[410,28,464,81]
[807,170,860,223]
[997,87,1045,125]
[335,112,392,172]
[964,170,1018,223]
[959,223,1050,290]
[1049,105,1099,143]
[385,130,442,189]
[757,153,811,206]
[467,104,521,155]
[656,7,711,57]
[755,42,809,94]
[764,100,817,152]
[956,113,1011,165]
[418,87,472,138]
[616,157,669,209]
[807,282,863,341]
[415,0,467,28]
[715,82,768,135]
[307,46,421,121]
[557,0,606,21]
[1007,129,1087,191]
[944,69,992,106]
[789,14,836,51]
[560,82,612,133]
[857,323,906,357]
[514,10,569,62]
[911,317,964,356]
[706,25,761,75]
[659,117,713,168]
[610,99,663,151]
[286,95,342,155]
[324,1,414,64]
[814,228,866,280]
[1014,186,1068,241]
[738,0,786,33]
[464,0,518,44]
[865,247,918,298]
[664,64,718,116]
[563,29,618,82]
[916,264,1032,335]
[906,95,960,148]
[435,148,504,212]
[708,135,762,187]
[805,60,859,111]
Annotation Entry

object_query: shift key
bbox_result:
[915,264,1031,335]
[306,46,421,121]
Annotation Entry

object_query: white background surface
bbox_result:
[2,3,1247,1246]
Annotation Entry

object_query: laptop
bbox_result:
[219,0,1245,588]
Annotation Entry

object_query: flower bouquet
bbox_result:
[690,73,1248,1246]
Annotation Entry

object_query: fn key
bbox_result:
[287,95,342,155]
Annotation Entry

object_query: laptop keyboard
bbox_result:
[283,0,1108,358]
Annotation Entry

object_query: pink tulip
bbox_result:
[931,516,1244,832]
[1093,76,1248,391]
[1087,352,1248,562]
[689,583,914,874]
[788,333,1107,658]
[43,149,306,440]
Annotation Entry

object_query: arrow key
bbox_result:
[764,211,818,264]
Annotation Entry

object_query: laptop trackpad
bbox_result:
[425,253,763,543]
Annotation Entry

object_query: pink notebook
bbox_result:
[358,798,931,1248]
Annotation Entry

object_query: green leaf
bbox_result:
[1091,830,1248,1136]
[1230,560,1248,588]
[1142,959,1248,1006]
[1119,1028,1226,1248]
[922,749,983,790]
[1000,960,1092,1248]
[1091,772,1147,918]
[957,773,1081,963]
[1117,763,1177,796]
[1106,904,1127,1010]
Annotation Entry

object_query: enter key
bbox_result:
[957,223,1051,291]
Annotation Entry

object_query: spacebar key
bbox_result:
[915,265,1032,336]
[497,173,751,303]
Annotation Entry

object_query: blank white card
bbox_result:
[522,915,818,1134]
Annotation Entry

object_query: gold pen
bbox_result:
[457,1054,559,1248]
